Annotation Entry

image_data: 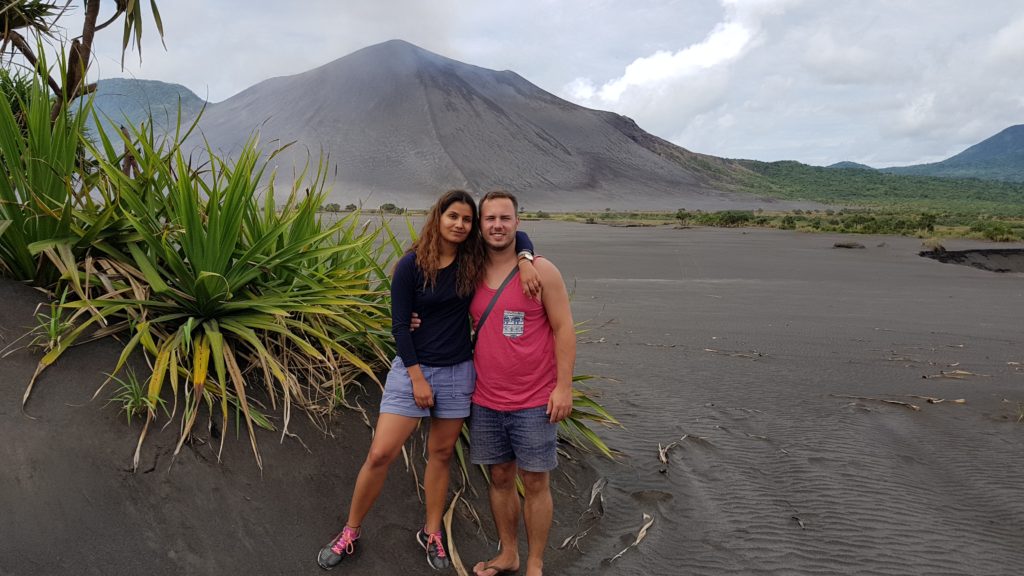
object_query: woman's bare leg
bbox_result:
[423,417,465,533]
[345,413,420,529]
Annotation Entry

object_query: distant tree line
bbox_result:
[735,160,1024,217]
[674,208,1022,241]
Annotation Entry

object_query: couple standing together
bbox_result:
[318,190,576,576]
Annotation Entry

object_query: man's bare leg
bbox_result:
[474,461,521,575]
[521,470,552,576]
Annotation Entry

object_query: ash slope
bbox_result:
[191,40,772,210]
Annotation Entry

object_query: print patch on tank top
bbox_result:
[502,310,525,338]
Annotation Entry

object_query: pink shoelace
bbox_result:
[426,531,447,558]
[331,526,359,555]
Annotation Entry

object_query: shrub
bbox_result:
[697,210,754,227]
[970,220,1018,241]
[30,133,399,469]
[675,208,690,225]
[0,61,90,284]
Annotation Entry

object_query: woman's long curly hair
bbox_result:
[410,189,485,297]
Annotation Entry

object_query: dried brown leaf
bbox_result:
[610,513,655,562]
[908,395,966,404]
[832,394,920,411]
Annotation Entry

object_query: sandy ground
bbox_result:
[524,222,1024,575]
[0,280,592,576]
[3,223,1024,575]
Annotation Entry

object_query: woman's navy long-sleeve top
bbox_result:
[390,231,533,367]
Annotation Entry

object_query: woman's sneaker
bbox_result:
[317,526,360,570]
[416,528,451,570]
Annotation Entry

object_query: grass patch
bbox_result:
[107,367,167,425]
[520,208,1024,241]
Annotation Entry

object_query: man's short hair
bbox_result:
[480,190,519,214]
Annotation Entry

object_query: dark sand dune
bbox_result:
[4,226,1023,575]
[526,224,1024,575]
[0,280,592,575]
[188,40,793,211]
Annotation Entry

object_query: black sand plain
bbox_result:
[2,223,1024,575]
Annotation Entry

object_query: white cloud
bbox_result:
[563,77,597,101]
[896,93,938,135]
[63,0,1024,166]
[987,14,1024,65]
[595,21,752,102]
[563,0,794,107]
[800,30,887,85]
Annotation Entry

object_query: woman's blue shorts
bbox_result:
[379,356,475,419]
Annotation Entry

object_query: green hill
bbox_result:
[733,159,1024,216]
[827,161,875,170]
[82,78,205,139]
[883,125,1024,182]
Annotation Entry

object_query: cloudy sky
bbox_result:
[75,0,1024,167]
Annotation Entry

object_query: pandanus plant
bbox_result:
[29,123,397,470]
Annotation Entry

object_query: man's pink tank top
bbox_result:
[470,270,557,411]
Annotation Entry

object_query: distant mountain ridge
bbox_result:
[85,78,205,138]
[85,41,1022,210]
[883,125,1024,182]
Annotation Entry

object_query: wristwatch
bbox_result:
[517,250,534,263]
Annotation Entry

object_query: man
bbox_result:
[469,191,575,576]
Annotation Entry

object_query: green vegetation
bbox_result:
[16,95,403,467]
[736,160,1024,216]
[379,202,405,214]
[529,208,1024,241]
[29,288,73,354]
[770,209,1023,240]
[107,367,166,425]
[0,57,89,284]
[519,157,1024,240]
[560,375,619,458]
[0,68,33,120]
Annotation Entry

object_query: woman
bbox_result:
[318,190,539,571]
